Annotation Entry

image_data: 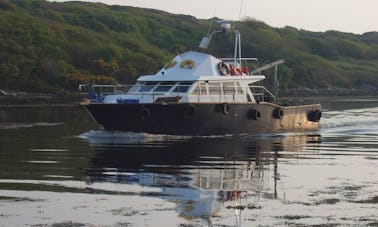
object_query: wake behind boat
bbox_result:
[81,21,321,136]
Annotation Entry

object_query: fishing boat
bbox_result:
[81,21,321,136]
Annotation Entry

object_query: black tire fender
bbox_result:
[184,104,196,119]
[247,109,261,120]
[139,107,151,120]
[308,109,322,122]
[222,103,230,115]
[273,108,284,119]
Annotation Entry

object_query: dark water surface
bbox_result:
[0,98,377,226]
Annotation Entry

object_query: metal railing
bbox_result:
[249,86,276,103]
[79,84,132,95]
[79,84,276,104]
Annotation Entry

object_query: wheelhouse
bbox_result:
[98,78,275,104]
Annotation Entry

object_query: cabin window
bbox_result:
[128,83,142,93]
[192,84,199,95]
[155,81,176,92]
[200,82,207,94]
[208,82,222,95]
[192,82,206,95]
[236,82,243,94]
[173,81,193,93]
[223,82,235,95]
[139,82,158,92]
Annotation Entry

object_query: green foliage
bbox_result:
[0,0,377,92]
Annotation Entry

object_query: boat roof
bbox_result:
[137,51,265,83]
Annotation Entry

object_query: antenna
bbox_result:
[198,20,232,49]
[237,0,244,28]
[200,8,218,49]
[207,8,217,36]
[218,20,232,33]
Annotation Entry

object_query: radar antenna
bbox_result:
[198,21,241,67]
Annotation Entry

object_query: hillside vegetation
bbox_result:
[0,0,377,93]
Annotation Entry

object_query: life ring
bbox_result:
[139,107,151,120]
[241,66,249,74]
[184,104,196,119]
[218,62,230,75]
[247,109,261,120]
[230,65,236,75]
[222,103,230,114]
[273,108,284,119]
[307,109,321,122]
[234,67,243,75]
[230,66,243,76]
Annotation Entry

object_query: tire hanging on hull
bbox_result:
[273,108,284,119]
[247,109,261,120]
[307,109,322,122]
[222,103,230,114]
[139,107,151,120]
[184,104,196,119]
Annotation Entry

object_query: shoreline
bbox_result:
[0,93,377,107]
[0,93,83,106]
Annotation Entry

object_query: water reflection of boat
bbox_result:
[84,134,321,225]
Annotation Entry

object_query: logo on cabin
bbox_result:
[180,59,195,69]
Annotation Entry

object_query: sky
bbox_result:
[50,0,378,34]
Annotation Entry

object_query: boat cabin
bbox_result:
[81,21,281,106]
[101,51,271,104]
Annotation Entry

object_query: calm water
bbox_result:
[0,98,377,226]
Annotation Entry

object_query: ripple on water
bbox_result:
[0,122,63,129]
[320,107,378,134]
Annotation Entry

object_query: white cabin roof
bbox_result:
[137,51,265,83]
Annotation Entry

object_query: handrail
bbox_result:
[79,84,132,94]
[249,59,285,75]
[249,85,276,103]
[220,58,258,62]
[80,83,277,104]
